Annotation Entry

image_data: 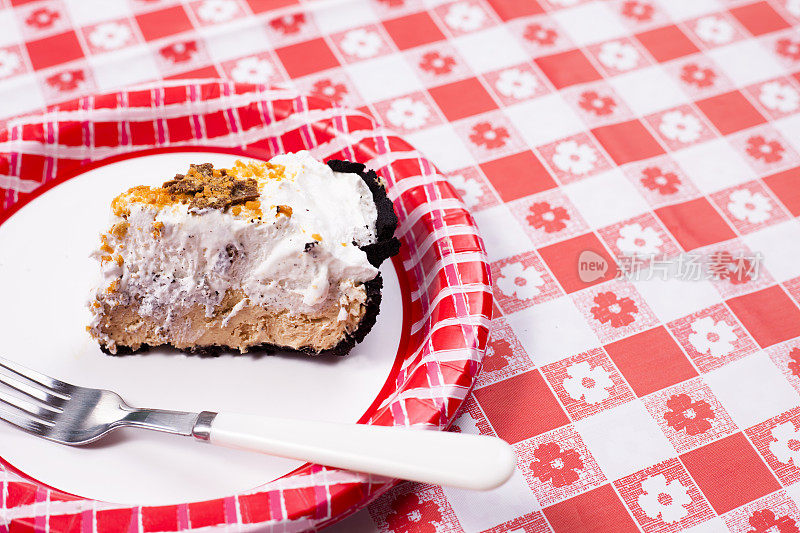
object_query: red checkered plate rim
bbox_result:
[0,80,492,532]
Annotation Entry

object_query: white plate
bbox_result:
[0,151,403,505]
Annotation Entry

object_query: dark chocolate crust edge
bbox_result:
[327,159,401,268]
[103,159,400,358]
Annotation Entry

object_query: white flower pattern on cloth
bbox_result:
[448,173,483,207]
[616,223,663,256]
[340,28,383,59]
[0,49,21,77]
[230,57,274,84]
[769,422,800,466]
[496,262,545,300]
[759,81,800,113]
[597,41,640,71]
[694,16,735,45]
[727,189,772,224]
[386,97,431,129]
[562,361,613,404]
[637,474,691,524]
[444,3,485,32]
[549,0,581,5]
[658,111,702,143]
[688,317,737,357]
[197,0,239,23]
[552,140,598,175]
[495,68,538,99]
[88,22,132,51]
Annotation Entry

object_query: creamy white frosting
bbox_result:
[91,151,379,331]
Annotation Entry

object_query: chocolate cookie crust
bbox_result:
[327,159,401,267]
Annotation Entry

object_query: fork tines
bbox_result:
[0,356,71,435]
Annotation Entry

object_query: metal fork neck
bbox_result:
[191,411,217,441]
[119,407,201,437]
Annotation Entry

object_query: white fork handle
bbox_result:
[205,413,516,490]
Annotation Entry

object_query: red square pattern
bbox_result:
[667,304,758,373]
[703,238,774,301]
[540,347,636,421]
[605,326,699,397]
[535,50,601,89]
[188,500,226,528]
[47,514,82,533]
[709,181,788,235]
[451,395,496,436]
[481,511,552,533]
[508,188,590,247]
[473,370,569,444]
[245,0,298,13]
[644,106,716,152]
[642,378,739,453]
[766,339,800,395]
[203,110,230,138]
[369,484,461,533]
[722,491,800,533]
[733,126,800,174]
[592,120,665,165]
[622,156,701,208]
[135,6,194,41]
[515,424,607,507]
[764,166,800,216]
[141,505,179,533]
[129,121,157,146]
[787,276,800,307]
[745,406,800,486]
[572,280,660,343]
[479,151,556,202]
[25,31,83,70]
[382,12,445,50]
[680,433,781,514]
[475,317,534,388]
[57,121,83,146]
[597,212,681,262]
[491,251,562,314]
[238,493,272,523]
[543,484,640,533]
[428,77,497,121]
[613,458,715,533]
[655,198,736,251]
[93,122,120,147]
[166,116,195,143]
[441,165,497,211]
[537,133,613,184]
[636,26,700,62]
[730,2,790,36]
[5,483,36,508]
[486,0,544,20]
[538,232,617,294]
[695,91,766,135]
[275,39,340,78]
[447,165,499,211]
[95,509,134,531]
[727,285,800,348]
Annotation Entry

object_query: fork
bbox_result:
[0,356,515,490]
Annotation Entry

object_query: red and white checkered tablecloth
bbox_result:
[4,0,800,531]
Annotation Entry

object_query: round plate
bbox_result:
[0,81,491,532]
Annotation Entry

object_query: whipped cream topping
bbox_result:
[91,152,380,332]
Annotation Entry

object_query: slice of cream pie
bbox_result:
[87,152,399,356]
